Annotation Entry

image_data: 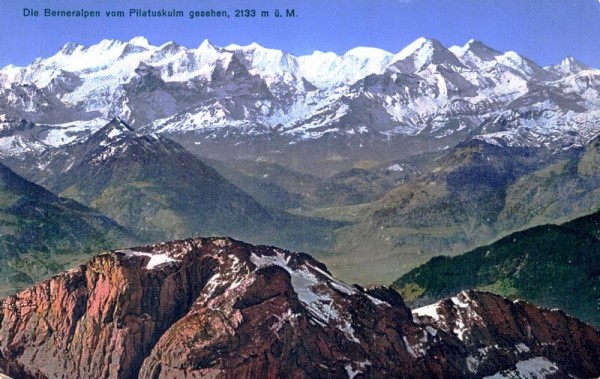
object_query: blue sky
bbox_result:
[1,0,599,67]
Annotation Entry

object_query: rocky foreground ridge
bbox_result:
[0,237,598,378]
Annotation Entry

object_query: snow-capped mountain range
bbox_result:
[1,36,600,158]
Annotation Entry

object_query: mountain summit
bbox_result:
[98,117,135,134]
[548,56,591,75]
[0,237,598,378]
[392,37,464,72]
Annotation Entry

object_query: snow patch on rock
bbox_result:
[116,249,179,269]
[413,303,441,321]
[250,251,363,343]
[483,357,559,378]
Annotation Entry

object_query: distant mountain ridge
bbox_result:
[1,36,600,169]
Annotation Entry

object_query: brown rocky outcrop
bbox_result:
[412,291,600,378]
[0,237,599,378]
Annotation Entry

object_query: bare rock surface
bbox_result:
[0,237,598,378]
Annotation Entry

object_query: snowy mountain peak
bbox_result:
[128,36,150,47]
[344,46,393,60]
[452,39,501,60]
[122,39,151,56]
[224,43,242,50]
[550,56,590,75]
[311,50,337,58]
[198,39,217,51]
[392,37,462,72]
[94,38,126,51]
[394,37,430,61]
[194,39,221,65]
[111,117,134,130]
[247,41,263,49]
[98,118,134,139]
[230,42,298,75]
[497,50,546,78]
[84,118,137,150]
[60,42,82,56]
[158,41,183,52]
[226,42,265,52]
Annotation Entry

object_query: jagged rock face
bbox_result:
[0,239,215,379]
[413,291,600,378]
[0,237,598,378]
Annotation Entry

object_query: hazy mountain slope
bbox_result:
[0,162,132,296]
[208,153,433,211]
[392,210,600,326]
[323,140,555,284]
[27,119,340,252]
[497,135,600,228]
[322,135,600,285]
